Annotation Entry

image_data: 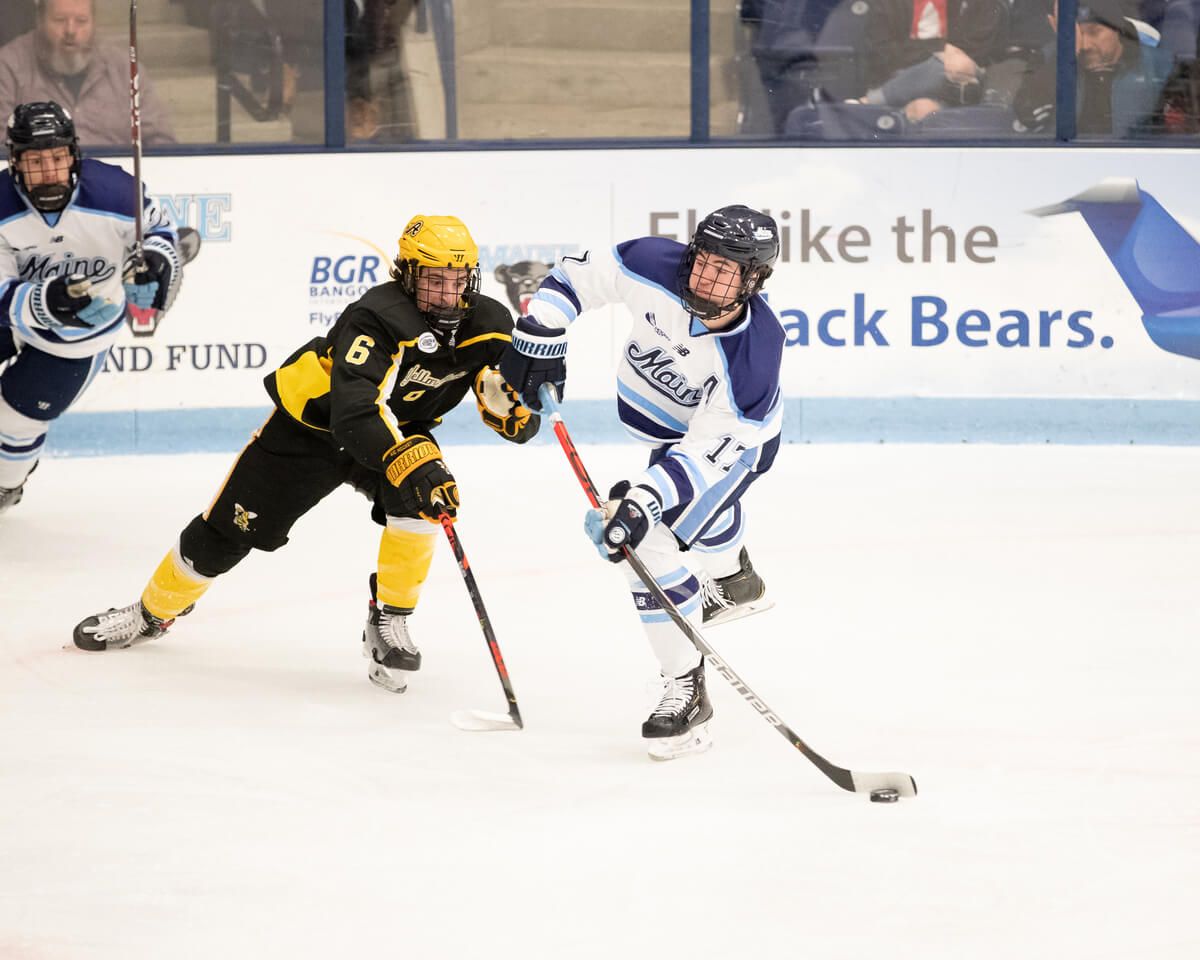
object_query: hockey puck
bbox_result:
[869,788,900,803]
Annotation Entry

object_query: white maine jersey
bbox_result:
[526,236,785,544]
[0,158,177,360]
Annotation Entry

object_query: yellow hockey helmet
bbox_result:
[392,215,482,336]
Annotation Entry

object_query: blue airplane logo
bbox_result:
[1030,179,1200,361]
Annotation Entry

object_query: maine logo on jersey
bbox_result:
[308,232,390,327]
[1031,180,1200,361]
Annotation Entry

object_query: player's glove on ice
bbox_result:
[584,481,663,563]
[36,275,121,329]
[498,316,567,411]
[381,434,459,523]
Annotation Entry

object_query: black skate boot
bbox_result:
[0,483,24,515]
[0,462,36,515]
[642,658,714,761]
[73,601,190,651]
[700,547,773,626]
[363,574,421,693]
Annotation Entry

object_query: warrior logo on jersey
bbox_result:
[494,260,552,313]
[233,503,258,533]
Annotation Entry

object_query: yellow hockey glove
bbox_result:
[474,367,536,441]
[382,434,459,523]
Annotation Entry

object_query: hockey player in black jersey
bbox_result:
[72,215,537,693]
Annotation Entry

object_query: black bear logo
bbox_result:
[494,260,552,314]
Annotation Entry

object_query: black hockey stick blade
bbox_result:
[439,513,524,732]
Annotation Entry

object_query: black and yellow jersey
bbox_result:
[265,281,532,471]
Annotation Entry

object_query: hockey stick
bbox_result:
[537,384,917,798]
[128,0,144,268]
[439,512,524,732]
[126,0,160,338]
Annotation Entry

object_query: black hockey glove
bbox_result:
[498,316,567,412]
[39,275,122,329]
[473,367,539,442]
[584,481,663,563]
[381,434,459,523]
[123,248,170,310]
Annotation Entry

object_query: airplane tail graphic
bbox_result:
[1030,179,1200,361]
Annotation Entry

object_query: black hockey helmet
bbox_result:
[5,101,82,213]
[678,204,780,321]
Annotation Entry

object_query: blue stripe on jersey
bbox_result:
[673,460,753,542]
[714,296,785,423]
[73,159,138,220]
[543,271,582,314]
[616,379,688,434]
[0,173,25,221]
[613,237,688,306]
[617,396,684,443]
[646,462,682,510]
[529,286,577,325]
[694,503,745,550]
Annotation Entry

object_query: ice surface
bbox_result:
[2,442,1198,959]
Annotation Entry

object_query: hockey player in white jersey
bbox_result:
[499,205,784,760]
[0,101,182,513]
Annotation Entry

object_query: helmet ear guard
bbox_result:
[391,215,481,336]
[5,101,81,213]
[678,204,780,322]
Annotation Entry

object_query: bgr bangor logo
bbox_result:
[1032,180,1200,361]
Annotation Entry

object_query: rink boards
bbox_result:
[57,147,1200,449]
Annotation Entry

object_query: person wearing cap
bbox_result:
[1014,0,1175,135]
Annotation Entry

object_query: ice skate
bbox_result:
[0,483,24,515]
[363,581,421,693]
[73,601,189,651]
[643,659,714,761]
[700,547,773,626]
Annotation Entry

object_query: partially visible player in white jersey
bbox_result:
[499,205,784,760]
[0,101,183,514]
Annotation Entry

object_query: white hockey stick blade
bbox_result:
[451,709,521,732]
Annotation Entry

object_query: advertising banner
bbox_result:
[64,148,1200,439]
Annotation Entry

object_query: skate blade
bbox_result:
[704,596,775,628]
[451,709,522,732]
[368,663,407,693]
[646,722,713,761]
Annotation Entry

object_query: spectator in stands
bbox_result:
[854,0,1010,122]
[1013,0,1174,135]
[1154,56,1200,129]
[0,0,175,147]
